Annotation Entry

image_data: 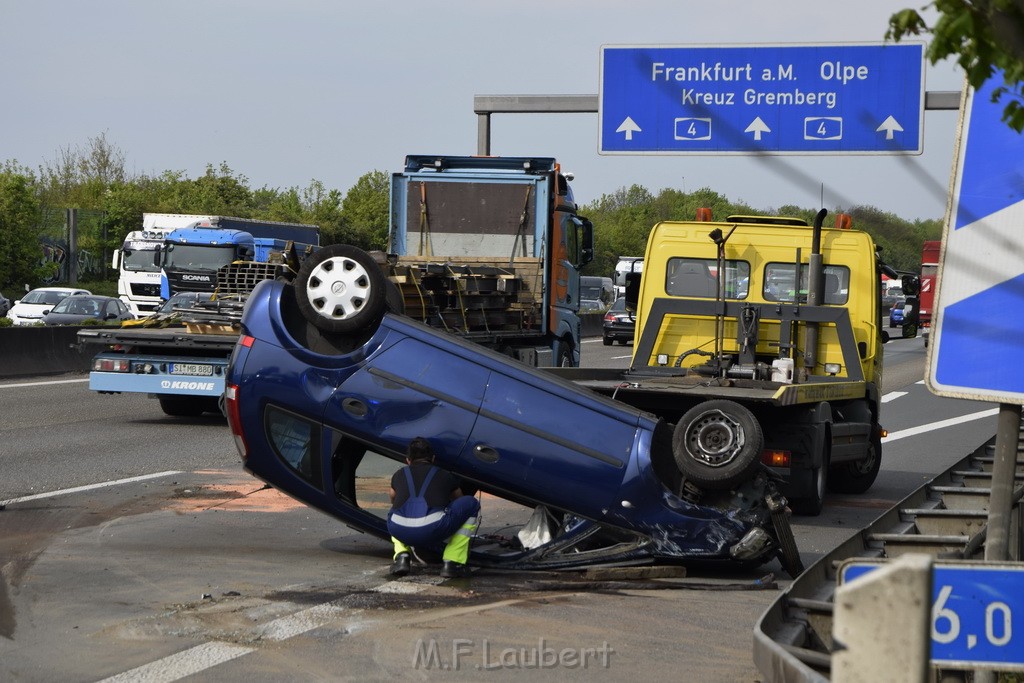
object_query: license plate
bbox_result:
[170,363,214,376]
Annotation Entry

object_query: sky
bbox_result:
[1,1,964,222]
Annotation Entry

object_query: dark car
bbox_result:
[224,245,801,575]
[602,297,635,346]
[0,291,10,317]
[42,295,134,326]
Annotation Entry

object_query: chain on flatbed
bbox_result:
[754,419,1024,682]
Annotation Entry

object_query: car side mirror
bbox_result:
[624,271,642,311]
[901,274,920,296]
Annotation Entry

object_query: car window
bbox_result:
[764,263,849,305]
[266,406,321,487]
[666,258,749,299]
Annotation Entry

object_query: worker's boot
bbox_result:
[390,552,411,577]
[440,560,470,579]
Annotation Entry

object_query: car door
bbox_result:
[459,366,637,518]
[321,333,490,472]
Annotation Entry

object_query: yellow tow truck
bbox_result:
[553,209,897,515]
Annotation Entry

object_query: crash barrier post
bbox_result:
[0,326,95,378]
[754,424,1024,682]
[832,554,932,683]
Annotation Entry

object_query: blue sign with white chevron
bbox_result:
[598,43,925,155]
[929,72,1024,402]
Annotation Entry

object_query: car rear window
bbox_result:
[266,407,321,488]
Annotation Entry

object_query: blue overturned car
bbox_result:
[225,245,802,576]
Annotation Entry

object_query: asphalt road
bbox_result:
[0,333,1001,681]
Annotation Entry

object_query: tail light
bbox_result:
[604,311,616,322]
[761,449,791,467]
[225,384,248,459]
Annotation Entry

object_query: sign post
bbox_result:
[599,43,925,155]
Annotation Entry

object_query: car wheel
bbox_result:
[602,335,613,346]
[671,400,763,490]
[294,245,387,334]
[829,433,882,494]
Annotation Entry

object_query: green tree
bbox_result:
[0,166,53,289]
[888,1,1024,130]
[339,170,390,250]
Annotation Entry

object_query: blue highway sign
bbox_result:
[599,43,925,155]
[929,71,1024,403]
[841,560,1024,669]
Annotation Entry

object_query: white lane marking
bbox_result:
[97,642,255,683]
[882,408,999,443]
[0,377,90,389]
[0,471,182,507]
[257,601,351,641]
[881,391,908,403]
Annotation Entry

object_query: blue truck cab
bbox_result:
[158,217,320,299]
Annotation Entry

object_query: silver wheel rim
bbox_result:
[305,255,372,321]
[686,409,744,467]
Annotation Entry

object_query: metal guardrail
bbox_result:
[754,423,1024,681]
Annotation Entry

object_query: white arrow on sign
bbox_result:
[744,117,771,141]
[616,117,641,141]
[876,115,904,140]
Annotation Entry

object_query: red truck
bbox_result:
[919,240,940,347]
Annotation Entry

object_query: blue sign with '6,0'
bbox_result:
[599,43,925,155]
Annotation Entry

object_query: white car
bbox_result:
[6,287,92,325]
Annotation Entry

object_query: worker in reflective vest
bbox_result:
[387,437,480,578]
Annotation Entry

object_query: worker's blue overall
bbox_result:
[388,466,479,564]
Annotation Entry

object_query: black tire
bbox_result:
[158,395,206,417]
[602,335,613,346]
[772,505,805,578]
[294,245,387,334]
[790,439,830,517]
[828,433,882,494]
[672,400,763,490]
[556,342,574,367]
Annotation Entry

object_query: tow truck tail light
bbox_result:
[94,358,130,372]
[225,384,248,460]
[761,449,791,467]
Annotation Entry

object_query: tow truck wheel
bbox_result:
[828,433,882,494]
[790,446,829,516]
[672,400,763,490]
[295,245,387,334]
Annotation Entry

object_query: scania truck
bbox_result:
[157,216,320,299]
